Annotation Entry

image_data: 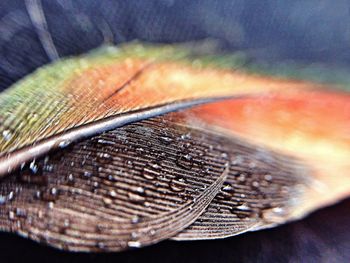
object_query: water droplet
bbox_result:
[128,240,141,248]
[8,211,15,220]
[103,198,113,206]
[97,138,116,146]
[107,174,115,181]
[159,136,173,144]
[43,164,54,172]
[231,203,252,219]
[15,208,27,218]
[92,181,99,189]
[252,181,260,188]
[236,203,250,211]
[131,216,140,224]
[261,207,286,223]
[136,147,145,154]
[2,129,12,141]
[83,171,93,178]
[8,191,14,201]
[34,190,41,199]
[50,187,58,196]
[97,152,113,164]
[217,183,235,199]
[136,187,145,194]
[58,139,72,149]
[149,162,160,169]
[264,174,273,181]
[222,183,234,192]
[180,133,191,140]
[127,192,146,204]
[109,190,117,198]
[176,153,193,169]
[221,152,228,158]
[142,168,156,180]
[124,159,133,167]
[142,162,161,180]
[0,195,6,205]
[67,174,75,185]
[29,160,39,174]
[169,177,187,192]
[41,188,59,202]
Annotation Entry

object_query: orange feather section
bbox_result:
[181,90,350,212]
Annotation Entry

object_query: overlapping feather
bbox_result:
[0,43,349,251]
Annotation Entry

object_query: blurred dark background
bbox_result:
[0,0,349,262]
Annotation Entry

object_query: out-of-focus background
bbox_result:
[0,1,349,262]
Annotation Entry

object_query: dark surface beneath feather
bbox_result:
[0,198,349,263]
[0,0,349,262]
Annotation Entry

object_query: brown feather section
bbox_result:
[0,117,230,251]
[0,114,311,250]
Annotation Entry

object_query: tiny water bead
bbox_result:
[0,190,16,204]
[2,129,12,141]
[176,153,194,169]
[50,187,58,196]
[142,162,161,180]
[236,203,251,211]
[29,160,40,174]
[127,240,141,248]
[222,183,234,193]
[66,173,75,185]
[83,171,93,178]
[169,177,187,192]
[103,198,113,206]
[264,174,273,181]
[0,195,6,204]
[96,152,113,164]
[260,206,287,223]
[230,203,254,219]
[130,215,141,225]
[8,191,14,201]
[8,211,15,220]
[15,207,27,218]
[159,135,174,144]
[180,133,191,140]
[127,192,146,204]
[109,190,117,198]
[135,187,145,194]
[58,139,72,149]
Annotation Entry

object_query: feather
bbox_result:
[0,43,324,176]
[166,90,350,240]
[0,43,349,252]
[0,117,229,251]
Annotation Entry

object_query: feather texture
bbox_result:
[0,44,324,176]
[0,43,349,252]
